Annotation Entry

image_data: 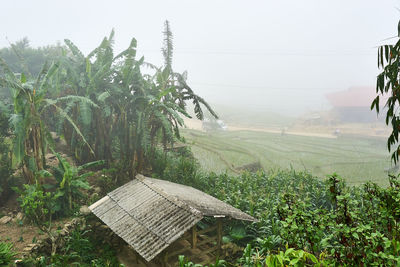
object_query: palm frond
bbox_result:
[142,61,159,71]
[34,61,49,91]
[36,61,59,93]
[64,39,85,58]
[77,160,105,172]
[113,38,137,61]
[9,114,26,166]
[176,74,218,120]
[79,100,92,126]
[152,110,174,139]
[97,91,110,102]
[48,102,95,156]
[47,95,98,108]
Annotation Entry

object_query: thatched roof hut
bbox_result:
[89,174,256,264]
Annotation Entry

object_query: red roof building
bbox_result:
[326,87,385,123]
[326,87,377,108]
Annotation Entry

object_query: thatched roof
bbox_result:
[89,174,256,262]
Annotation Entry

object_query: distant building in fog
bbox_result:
[326,87,385,123]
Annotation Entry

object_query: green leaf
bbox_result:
[385,45,389,62]
[230,226,246,240]
[285,248,295,256]
[308,253,318,263]
[277,255,283,265]
[352,232,359,239]
[42,183,55,190]
[97,91,110,102]
[20,73,26,83]
[36,170,52,178]
[398,20,400,37]
[77,160,105,171]
[86,57,92,77]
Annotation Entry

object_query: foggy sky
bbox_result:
[1,0,399,115]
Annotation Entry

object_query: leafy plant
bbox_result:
[0,242,16,266]
[47,152,104,214]
[0,56,96,184]
[52,22,217,178]
[178,255,226,267]
[178,255,203,267]
[62,227,93,262]
[23,227,123,266]
[15,183,60,255]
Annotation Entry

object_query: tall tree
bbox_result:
[0,58,95,183]
[372,19,400,163]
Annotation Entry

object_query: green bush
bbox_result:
[0,242,16,266]
[155,152,400,265]
[19,226,123,266]
[47,152,104,215]
[32,227,122,266]
[152,150,328,246]
[178,255,226,267]
[233,174,400,266]
[15,183,61,255]
[16,184,60,226]
[151,148,203,188]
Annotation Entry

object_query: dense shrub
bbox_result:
[151,148,204,188]
[155,152,400,266]
[156,157,329,247]
[232,174,400,266]
[21,227,122,267]
[0,242,16,266]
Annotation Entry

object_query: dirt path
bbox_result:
[227,125,338,139]
[0,221,45,257]
[183,118,390,139]
[183,119,337,139]
[0,217,69,257]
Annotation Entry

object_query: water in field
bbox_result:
[183,129,391,186]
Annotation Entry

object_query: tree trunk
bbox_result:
[50,235,57,256]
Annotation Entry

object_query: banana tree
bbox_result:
[0,58,96,184]
[56,32,116,163]
[47,151,104,213]
[145,20,218,150]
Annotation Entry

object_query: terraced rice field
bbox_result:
[182,129,392,186]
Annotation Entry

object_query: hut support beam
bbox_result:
[162,251,169,267]
[191,225,197,249]
[216,219,223,257]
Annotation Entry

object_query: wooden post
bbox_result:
[216,219,223,258]
[162,251,169,267]
[134,250,139,264]
[191,225,197,249]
